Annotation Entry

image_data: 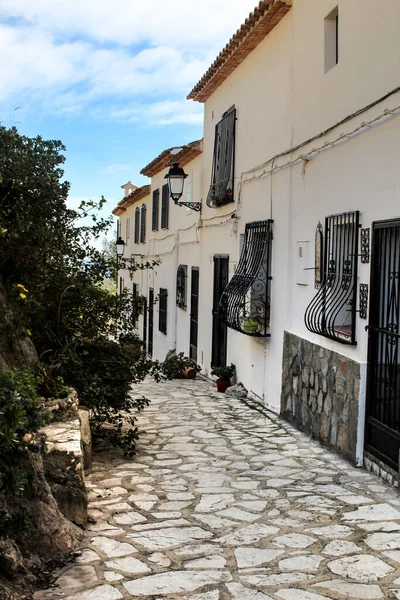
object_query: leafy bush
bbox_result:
[59,338,150,454]
[210,363,236,380]
[0,385,49,539]
[151,352,201,382]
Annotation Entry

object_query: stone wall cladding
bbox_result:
[281,331,361,462]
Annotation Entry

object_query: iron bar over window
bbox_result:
[134,207,140,243]
[206,108,236,208]
[161,184,169,229]
[159,288,168,334]
[219,220,273,337]
[140,204,146,243]
[176,265,187,309]
[305,210,359,344]
[152,189,159,231]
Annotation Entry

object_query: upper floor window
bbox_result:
[206,107,236,209]
[125,217,130,241]
[325,6,338,73]
[161,183,169,229]
[305,211,359,345]
[159,288,168,334]
[140,204,146,243]
[152,189,159,231]
[219,220,273,337]
[134,207,140,243]
[176,265,188,309]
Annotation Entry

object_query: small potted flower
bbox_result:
[210,363,236,393]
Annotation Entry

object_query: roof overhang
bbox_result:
[112,184,151,216]
[140,139,203,178]
[188,0,292,103]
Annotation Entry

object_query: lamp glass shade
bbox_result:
[165,162,187,201]
[116,236,125,257]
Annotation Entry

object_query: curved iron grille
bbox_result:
[219,220,273,337]
[206,108,236,208]
[176,264,187,309]
[305,211,359,345]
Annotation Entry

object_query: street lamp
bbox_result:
[165,163,202,212]
[116,236,125,257]
[116,236,125,296]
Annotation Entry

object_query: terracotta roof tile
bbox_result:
[112,184,151,216]
[140,140,203,178]
[188,1,291,103]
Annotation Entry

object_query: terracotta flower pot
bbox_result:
[216,379,231,393]
[181,366,197,379]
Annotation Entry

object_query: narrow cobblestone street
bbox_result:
[37,377,400,600]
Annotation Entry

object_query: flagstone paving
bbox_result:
[35,377,400,599]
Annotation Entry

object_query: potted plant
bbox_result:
[210,363,236,393]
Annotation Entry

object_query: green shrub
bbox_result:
[0,385,49,539]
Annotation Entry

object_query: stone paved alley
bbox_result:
[36,377,400,600]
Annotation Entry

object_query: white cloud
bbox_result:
[0,0,257,123]
[103,164,133,175]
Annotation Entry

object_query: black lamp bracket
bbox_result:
[174,200,202,212]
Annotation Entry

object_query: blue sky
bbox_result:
[0,0,256,226]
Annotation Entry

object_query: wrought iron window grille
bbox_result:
[219,220,273,337]
[206,108,236,209]
[176,265,188,309]
[359,283,368,319]
[304,211,360,345]
[315,222,324,288]
[361,228,370,263]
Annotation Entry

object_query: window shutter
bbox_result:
[152,189,159,231]
[161,184,169,229]
[159,288,168,334]
[206,108,236,208]
[134,208,140,243]
[140,204,146,243]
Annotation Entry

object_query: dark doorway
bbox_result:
[366,219,400,470]
[190,268,199,361]
[148,288,154,356]
[212,255,229,367]
[142,297,147,350]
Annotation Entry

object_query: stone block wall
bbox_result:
[281,331,361,462]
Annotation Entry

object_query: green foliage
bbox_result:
[210,363,236,380]
[59,339,150,453]
[0,385,49,539]
[0,125,157,453]
[150,352,201,382]
[0,367,39,402]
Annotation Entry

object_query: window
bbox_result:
[219,220,273,337]
[176,265,188,309]
[140,204,146,243]
[305,211,359,344]
[152,189,159,231]
[161,184,169,229]
[325,6,338,73]
[206,107,236,208]
[159,288,168,334]
[125,217,130,241]
[134,208,140,243]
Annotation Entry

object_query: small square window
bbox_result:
[325,6,338,73]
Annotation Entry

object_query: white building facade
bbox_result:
[115,0,400,475]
